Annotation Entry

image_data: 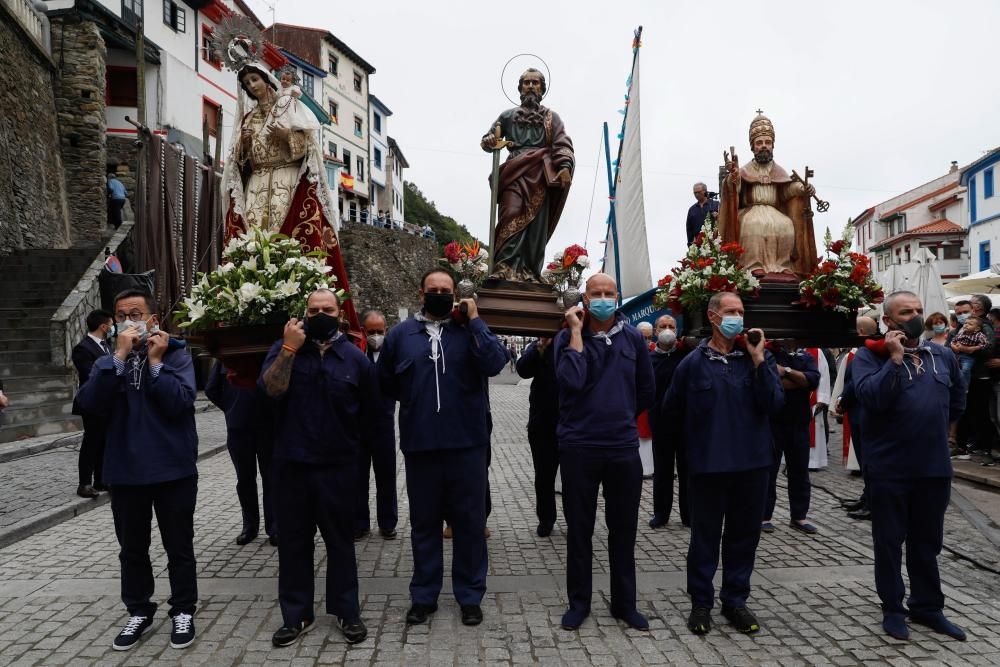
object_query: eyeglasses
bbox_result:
[114,310,148,322]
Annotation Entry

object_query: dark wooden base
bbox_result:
[185,323,284,388]
[476,279,565,336]
[684,284,865,348]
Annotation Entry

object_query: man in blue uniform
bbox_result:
[377,268,507,627]
[648,314,690,529]
[76,289,199,652]
[664,291,783,635]
[685,182,720,245]
[356,309,398,540]
[554,273,656,631]
[761,344,820,535]
[205,362,276,546]
[852,291,967,642]
[260,289,379,647]
[515,336,560,537]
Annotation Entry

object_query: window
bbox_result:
[353,71,362,92]
[106,66,138,107]
[921,244,938,259]
[327,100,338,123]
[356,157,364,182]
[981,241,991,271]
[202,98,221,137]
[122,0,143,28]
[342,149,351,175]
[162,0,185,32]
[373,112,381,134]
[942,244,961,260]
[354,115,363,138]
[301,72,314,98]
[327,141,338,157]
[877,255,884,272]
[349,201,357,222]
[986,167,995,199]
[374,148,382,169]
[328,54,338,76]
[904,246,911,263]
[201,26,221,69]
[971,178,978,223]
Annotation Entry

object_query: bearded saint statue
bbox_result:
[718,112,818,281]
[481,68,575,282]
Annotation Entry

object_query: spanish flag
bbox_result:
[340,172,355,189]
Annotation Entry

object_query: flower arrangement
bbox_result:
[653,218,759,312]
[542,243,590,293]
[174,229,340,330]
[796,223,884,313]
[441,240,490,286]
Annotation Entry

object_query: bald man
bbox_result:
[553,273,655,631]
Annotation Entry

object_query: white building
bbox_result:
[855,163,969,281]
[48,0,285,160]
[369,94,391,219]
[267,24,375,224]
[386,136,409,224]
[961,148,1000,273]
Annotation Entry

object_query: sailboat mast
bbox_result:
[603,122,622,302]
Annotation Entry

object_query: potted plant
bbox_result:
[654,218,759,332]
[796,223,884,314]
[542,243,590,307]
[441,240,490,299]
[175,229,343,385]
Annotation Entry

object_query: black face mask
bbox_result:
[893,315,925,340]
[423,293,454,318]
[305,313,339,341]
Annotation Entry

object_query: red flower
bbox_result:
[693,232,705,247]
[830,240,846,255]
[561,243,588,268]
[657,274,672,287]
[850,264,869,285]
[868,288,885,303]
[707,275,731,292]
[547,262,560,271]
[720,242,745,256]
[820,260,838,274]
[822,287,841,307]
[443,241,461,264]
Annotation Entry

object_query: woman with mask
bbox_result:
[924,312,950,346]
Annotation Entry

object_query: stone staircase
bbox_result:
[0,248,100,442]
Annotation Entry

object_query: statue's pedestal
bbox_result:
[685,284,865,348]
[476,279,564,337]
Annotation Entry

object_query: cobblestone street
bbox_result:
[0,382,998,665]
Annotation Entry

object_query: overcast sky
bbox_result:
[247,0,1000,283]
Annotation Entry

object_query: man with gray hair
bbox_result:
[852,291,966,641]
[686,181,720,245]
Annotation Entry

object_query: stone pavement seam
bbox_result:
[0,433,82,465]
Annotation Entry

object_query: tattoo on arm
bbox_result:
[263,350,295,398]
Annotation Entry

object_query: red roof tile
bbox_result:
[869,219,964,251]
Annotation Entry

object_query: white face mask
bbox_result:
[657,329,677,349]
[367,334,384,350]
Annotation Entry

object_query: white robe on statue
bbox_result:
[808,348,832,469]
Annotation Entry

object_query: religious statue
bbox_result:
[481,68,575,282]
[718,112,820,281]
[219,58,361,334]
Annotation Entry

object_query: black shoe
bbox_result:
[648,515,668,529]
[722,606,761,634]
[460,604,483,626]
[354,528,370,542]
[536,521,554,537]
[76,484,100,499]
[272,619,314,647]
[112,615,153,651]
[379,527,397,539]
[236,528,258,546]
[848,508,872,521]
[337,617,368,644]
[405,602,438,625]
[268,535,279,546]
[93,482,108,492]
[843,499,866,512]
[687,607,712,635]
[611,608,649,630]
[169,612,195,649]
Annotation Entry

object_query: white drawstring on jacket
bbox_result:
[424,321,446,412]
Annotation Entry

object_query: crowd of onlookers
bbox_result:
[343,208,435,240]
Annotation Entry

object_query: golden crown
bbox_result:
[749,112,775,145]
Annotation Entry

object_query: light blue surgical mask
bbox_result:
[957,313,970,325]
[719,315,744,340]
[588,298,617,322]
[933,323,947,334]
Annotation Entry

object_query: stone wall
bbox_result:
[338,223,439,325]
[50,16,107,245]
[0,3,70,254]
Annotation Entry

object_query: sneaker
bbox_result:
[760,521,775,533]
[169,612,195,649]
[687,607,712,635]
[112,615,153,651]
[790,520,819,535]
[405,602,438,625]
[272,619,314,647]
[722,606,761,634]
[337,617,368,644]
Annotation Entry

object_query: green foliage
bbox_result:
[404,181,481,250]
